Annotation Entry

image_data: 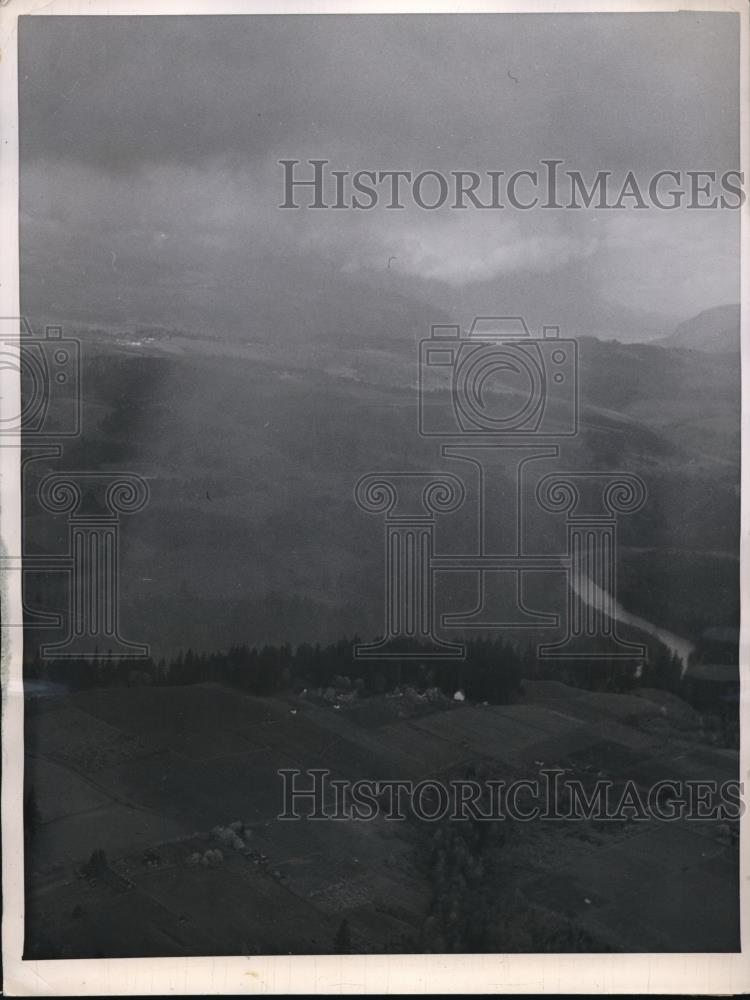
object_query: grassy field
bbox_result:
[24,680,739,956]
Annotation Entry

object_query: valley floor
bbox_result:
[23,679,739,956]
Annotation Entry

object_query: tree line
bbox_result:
[25,636,529,704]
[24,633,681,704]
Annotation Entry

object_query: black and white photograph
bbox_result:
[1,1,748,994]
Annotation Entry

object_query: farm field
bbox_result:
[24,680,739,956]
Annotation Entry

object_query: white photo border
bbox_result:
[1,0,748,994]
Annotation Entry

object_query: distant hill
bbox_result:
[660,304,740,353]
[22,319,740,657]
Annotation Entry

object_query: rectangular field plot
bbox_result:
[410,705,584,764]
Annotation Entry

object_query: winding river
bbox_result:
[571,573,694,676]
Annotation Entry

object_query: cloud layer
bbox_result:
[19,13,741,339]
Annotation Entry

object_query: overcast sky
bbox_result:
[19,13,741,341]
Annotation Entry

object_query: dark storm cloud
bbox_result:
[20,13,740,173]
[18,13,741,336]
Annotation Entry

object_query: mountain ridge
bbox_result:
[658,303,740,354]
